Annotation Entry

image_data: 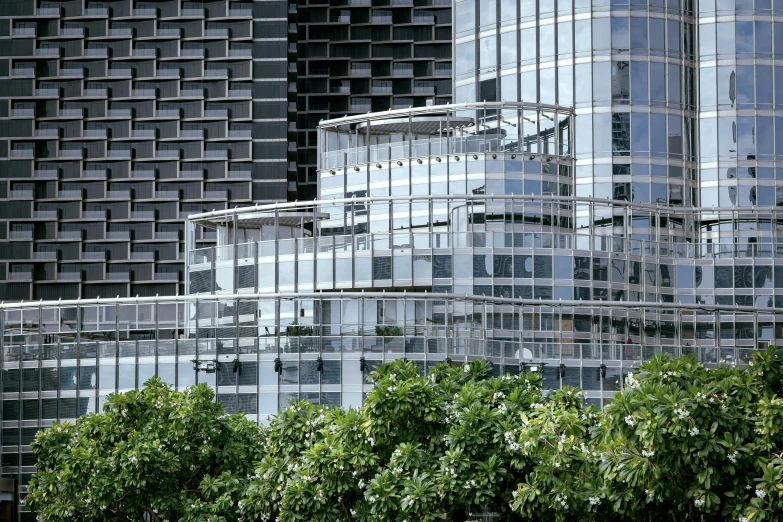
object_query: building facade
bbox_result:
[0,0,453,306]
[0,0,292,303]
[5,0,783,520]
[5,100,783,520]
[293,0,453,200]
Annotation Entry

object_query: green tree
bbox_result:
[26,378,264,522]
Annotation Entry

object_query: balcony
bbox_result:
[131,169,156,179]
[59,190,83,199]
[132,89,156,98]
[350,66,373,77]
[84,48,109,58]
[155,231,180,240]
[82,251,106,260]
[37,7,61,16]
[158,28,181,37]
[392,0,414,5]
[34,169,59,179]
[155,191,179,199]
[35,48,60,57]
[434,65,452,77]
[107,149,132,159]
[350,103,372,112]
[227,169,251,179]
[180,89,204,98]
[228,48,252,57]
[82,210,106,219]
[107,109,132,118]
[84,7,109,16]
[35,128,59,138]
[204,69,228,78]
[9,230,33,240]
[11,68,35,78]
[34,251,58,261]
[156,149,180,159]
[179,170,203,178]
[130,251,155,261]
[107,272,130,280]
[413,86,436,95]
[10,149,35,159]
[59,68,84,78]
[58,149,83,158]
[84,129,108,138]
[132,48,157,58]
[57,272,82,281]
[84,88,109,97]
[182,8,205,16]
[33,211,58,219]
[228,8,252,16]
[108,69,133,78]
[413,15,436,23]
[132,8,157,17]
[330,86,351,94]
[58,230,83,240]
[107,231,131,240]
[180,48,205,58]
[83,169,107,178]
[180,129,204,138]
[330,14,350,23]
[204,150,228,159]
[203,190,227,199]
[131,211,155,219]
[106,190,131,199]
[371,85,393,95]
[228,90,252,98]
[132,129,156,139]
[61,28,84,37]
[156,109,180,118]
[60,109,84,117]
[10,190,34,199]
[228,129,251,138]
[11,108,35,117]
[204,109,228,118]
[204,28,229,37]
[8,272,33,281]
[392,66,414,77]
[157,69,181,78]
[108,28,133,37]
[12,27,36,37]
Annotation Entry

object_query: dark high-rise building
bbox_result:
[0,0,450,302]
[293,0,453,200]
[0,0,291,303]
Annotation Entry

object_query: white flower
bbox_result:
[624,415,636,427]
[642,449,655,458]
[589,497,601,506]
[688,427,699,437]
[740,517,749,522]
[694,499,705,508]
[756,489,767,499]
[728,450,739,463]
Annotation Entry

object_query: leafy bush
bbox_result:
[27,348,783,522]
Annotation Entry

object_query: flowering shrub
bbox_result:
[26,347,783,522]
[25,378,264,522]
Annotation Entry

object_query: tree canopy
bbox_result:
[26,347,783,522]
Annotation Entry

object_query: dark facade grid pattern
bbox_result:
[293,0,453,201]
[0,0,279,303]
